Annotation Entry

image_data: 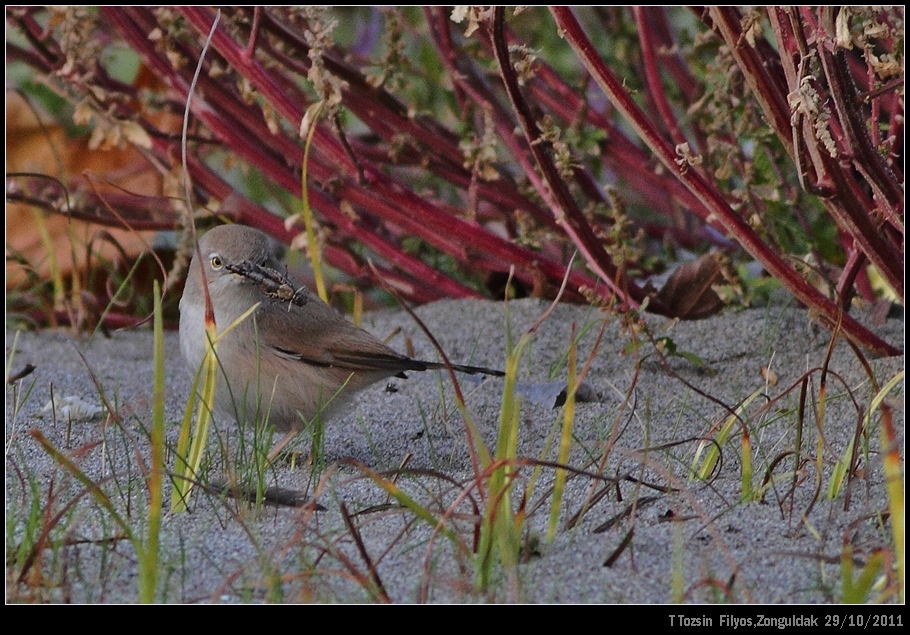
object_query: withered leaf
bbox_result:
[654,252,728,320]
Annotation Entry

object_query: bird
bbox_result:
[179,224,503,439]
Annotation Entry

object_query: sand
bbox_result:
[5,297,904,603]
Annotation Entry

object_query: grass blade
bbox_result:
[139,280,165,602]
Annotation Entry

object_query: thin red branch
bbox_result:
[103,7,603,304]
[634,7,692,151]
[767,7,904,298]
[705,7,795,157]
[817,8,903,221]
[490,7,662,313]
[551,6,899,357]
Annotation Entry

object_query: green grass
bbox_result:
[5,279,903,603]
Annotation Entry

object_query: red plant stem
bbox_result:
[240,6,261,61]
[173,7,599,295]
[633,7,691,151]
[490,8,662,313]
[6,10,63,68]
[485,13,714,231]
[551,6,900,356]
[767,8,904,298]
[197,9,606,299]
[181,153,471,303]
[817,8,903,221]
[650,9,703,105]
[836,248,867,311]
[106,8,468,301]
[424,7,568,231]
[106,7,603,304]
[479,20,632,223]
[502,23,718,237]
[10,7,900,352]
[423,7,470,111]
[436,9,720,260]
[253,8,465,161]
[704,7,795,157]
[259,33,555,228]
[524,71,683,220]
[5,40,54,71]
[884,91,904,163]
[867,65,882,149]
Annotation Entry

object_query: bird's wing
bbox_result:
[255,294,427,374]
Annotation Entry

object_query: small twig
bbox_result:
[240,6,261,61]
[340,502,391,603]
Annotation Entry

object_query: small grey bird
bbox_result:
[179,224,502,434]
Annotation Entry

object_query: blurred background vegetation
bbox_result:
[5,7,903,354]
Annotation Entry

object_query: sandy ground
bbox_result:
[5,297,904,603]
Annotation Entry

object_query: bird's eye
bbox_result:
[210,255,223,270]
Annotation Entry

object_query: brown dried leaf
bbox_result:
[5,92,160,290]
[654,252,728,320]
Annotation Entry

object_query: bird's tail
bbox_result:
[421,361,505,377]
